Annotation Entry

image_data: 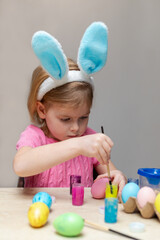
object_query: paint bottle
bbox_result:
[72,183,84,206]
[104,197,118,223]
[105,184,118,198]
[70,175,81,194]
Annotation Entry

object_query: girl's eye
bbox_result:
[80,116,88,120]
[61,118,70,122]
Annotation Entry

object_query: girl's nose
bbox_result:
[70,121,79,132]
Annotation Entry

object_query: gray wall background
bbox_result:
[0,0,160,187]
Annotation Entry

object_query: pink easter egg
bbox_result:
[137,186,156,208]
[91,178,109,199]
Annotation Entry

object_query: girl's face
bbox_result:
[37,102,90,141]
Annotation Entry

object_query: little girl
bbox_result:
[13,22,126,194]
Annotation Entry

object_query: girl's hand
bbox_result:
[111,170,127,197]
[95,170,127,198]
[77,133,114,165]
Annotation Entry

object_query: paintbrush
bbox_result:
[101,126,113,194]
[84,219,142,240]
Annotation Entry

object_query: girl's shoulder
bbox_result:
[24,124,44,135]
[19,124,45,140]
[16,124,54,149]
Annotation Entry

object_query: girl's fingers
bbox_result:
[94,173,109,182]
[99,132,113,148]
[104,135,114,148]
[94,150,105,165]
[111,171,126,196]
[103,140,111,155]
[98,147,110,165]
[118,179,126,195]
[93,134,111,165]
[98,137,112,165]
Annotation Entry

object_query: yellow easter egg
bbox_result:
[28,202,49,227]
[154,193,160,213]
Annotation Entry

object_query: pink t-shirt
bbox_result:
[16,125,99,188]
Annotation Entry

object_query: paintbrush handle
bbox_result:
[84,219,109,232]
[84,219,142,240]
[106,164,111,179]
[101,126,111,179]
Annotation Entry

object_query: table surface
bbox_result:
[0,188,159,240]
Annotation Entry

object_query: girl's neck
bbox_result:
[41,125,60,141]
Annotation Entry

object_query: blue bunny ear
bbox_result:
[78,22,108,75]
[32,31,68,80]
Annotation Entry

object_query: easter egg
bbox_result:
[53,212,84,237]
[32,192,52,209]
[91,178,109,199]
[155,193,160,213]
[28,202,49,228]
[121,182,140,203]
[137,186,156,208]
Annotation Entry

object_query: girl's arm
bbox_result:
[13,140,79,177]
[13,133,113,177]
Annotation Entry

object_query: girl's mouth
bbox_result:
[68,135,78,138]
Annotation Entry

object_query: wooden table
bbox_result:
[0,188,159,240]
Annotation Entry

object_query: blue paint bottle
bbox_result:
[104,198,118,223]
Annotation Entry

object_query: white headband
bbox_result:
[37,71,93,100]
[32,21,108,100]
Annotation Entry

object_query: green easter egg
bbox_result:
[53,212,84,237]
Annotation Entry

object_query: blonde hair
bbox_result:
[27,58,94,127]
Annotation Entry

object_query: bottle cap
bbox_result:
[129,222,145,233]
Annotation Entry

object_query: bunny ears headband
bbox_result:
[31,22,108,100]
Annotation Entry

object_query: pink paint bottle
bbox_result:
[70,175,81,195]
[72,183,84,206]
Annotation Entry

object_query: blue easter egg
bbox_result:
[32,192,52,209]
[122,182,140,203]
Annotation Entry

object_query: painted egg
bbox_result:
[121,182,140,203]
[32,192,52,209]
[28,202,49,227]
[137,186,156,208]
[53,212,84,237]
[154,193,160,213]
[91,178,109,199]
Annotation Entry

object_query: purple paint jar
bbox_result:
[72,183,84,206]
[70,175,81,195]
